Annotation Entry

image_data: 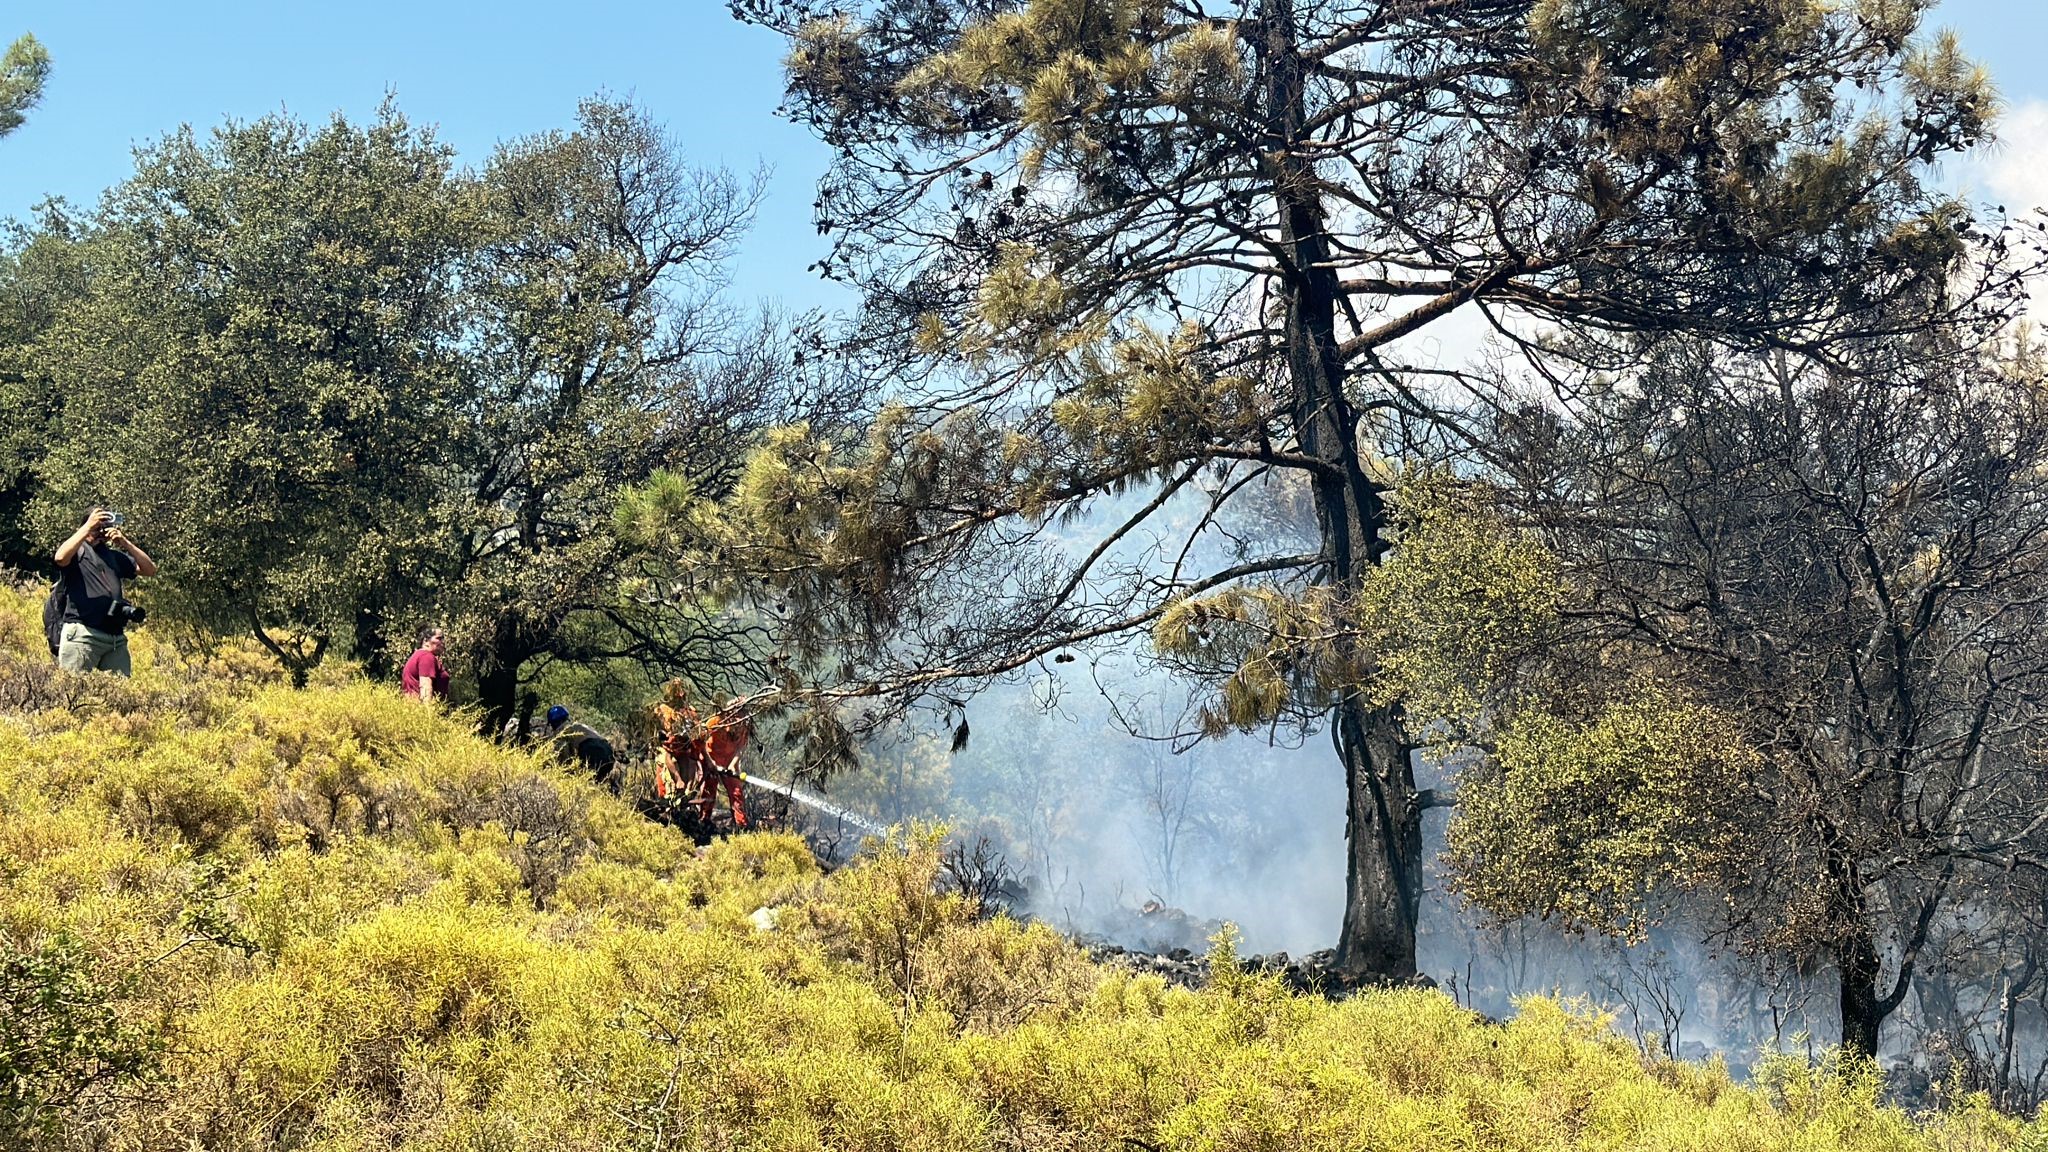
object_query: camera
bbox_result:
[105,511,125,527]
[107,598,147,627]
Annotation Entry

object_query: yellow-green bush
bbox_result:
[0,584,2042,1150]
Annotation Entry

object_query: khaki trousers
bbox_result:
[57,622,131,676]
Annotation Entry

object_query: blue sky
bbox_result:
[0,1,849,308]
[4,1,2045,315]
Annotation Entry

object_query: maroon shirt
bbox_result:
[401,648,448,700]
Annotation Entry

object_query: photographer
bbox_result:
[53,507,158,676]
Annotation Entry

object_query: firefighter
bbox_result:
[651,680,700,807]
[542,705,620,793]
[691,699,752,828]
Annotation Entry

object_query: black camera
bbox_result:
[107,599,147,627]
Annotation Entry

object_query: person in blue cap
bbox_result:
[541,705,619,792]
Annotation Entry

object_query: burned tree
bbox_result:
[723,0,1999,982]
[1429,333,2048,1057]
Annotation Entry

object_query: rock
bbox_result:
[748,906,782,932]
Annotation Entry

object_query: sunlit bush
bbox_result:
[0,583,2041,1149]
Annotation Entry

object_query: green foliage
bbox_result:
[1355,479,1570,723]
[1152,478,1570,738]
[1341,485,1775,943]
[0,933,161,1146]
[896,0,1162,137]
[0,33,48,140]
[0,206,86,569]
[1049,324,1262,479]
[612,469,705,554]
[0,582,2037,1148]
[27,105,471,680]
[440,97,787,725]
[802,825,1098,1032]
[1153,584,1344,736]
[1447,692,1759,940]
[5,94,795,720]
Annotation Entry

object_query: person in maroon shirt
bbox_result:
[401,626,451,705]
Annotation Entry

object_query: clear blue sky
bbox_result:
[0,1,851,309]
[3,1,2044,314]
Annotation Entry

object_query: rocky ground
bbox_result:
[1082,939,1440,997]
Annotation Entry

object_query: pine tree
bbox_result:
[727,0,2002,982]
[0,33,49,140]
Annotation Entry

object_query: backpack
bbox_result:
[42,581,65,658]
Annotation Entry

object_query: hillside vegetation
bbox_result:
[0,587,2036,1151]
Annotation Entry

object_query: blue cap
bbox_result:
[546,705,569,725]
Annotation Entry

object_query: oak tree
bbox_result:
[441,99,805,731]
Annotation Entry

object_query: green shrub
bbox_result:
[99,733,251,853]
[0,584,2043,1150]
[0,932,161,1146]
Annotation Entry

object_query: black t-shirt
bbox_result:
[59,542,139,633]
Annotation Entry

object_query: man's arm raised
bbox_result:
[104,527,157,576]
[54,509,109,567]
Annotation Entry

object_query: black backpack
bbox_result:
[42,581,65,658]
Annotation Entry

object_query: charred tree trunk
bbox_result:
[1335,698,1423,979]
[476,619,528,738]
[1838,930,1884,1059]
[1260,0,1422,982]
[1823,827,1945,1058]
[1824,831,1886,1058]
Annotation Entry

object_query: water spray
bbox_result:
[741,772,888,836]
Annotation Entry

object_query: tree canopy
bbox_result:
[0,33,48,140]
[30,106,472,680]
[1430,330,2048,1056]
[721,0,2023,1008]
[10,97,830,713]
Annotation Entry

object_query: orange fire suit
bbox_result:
[652,701,700,804]
[691,712,751,826]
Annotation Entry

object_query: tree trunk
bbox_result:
[1335,698,1423,979]
[1259,0,1421,982]
[353,604,393,681]
[1837,930,1884,1059]
[476,620,526,738]
[247,608,323,689]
